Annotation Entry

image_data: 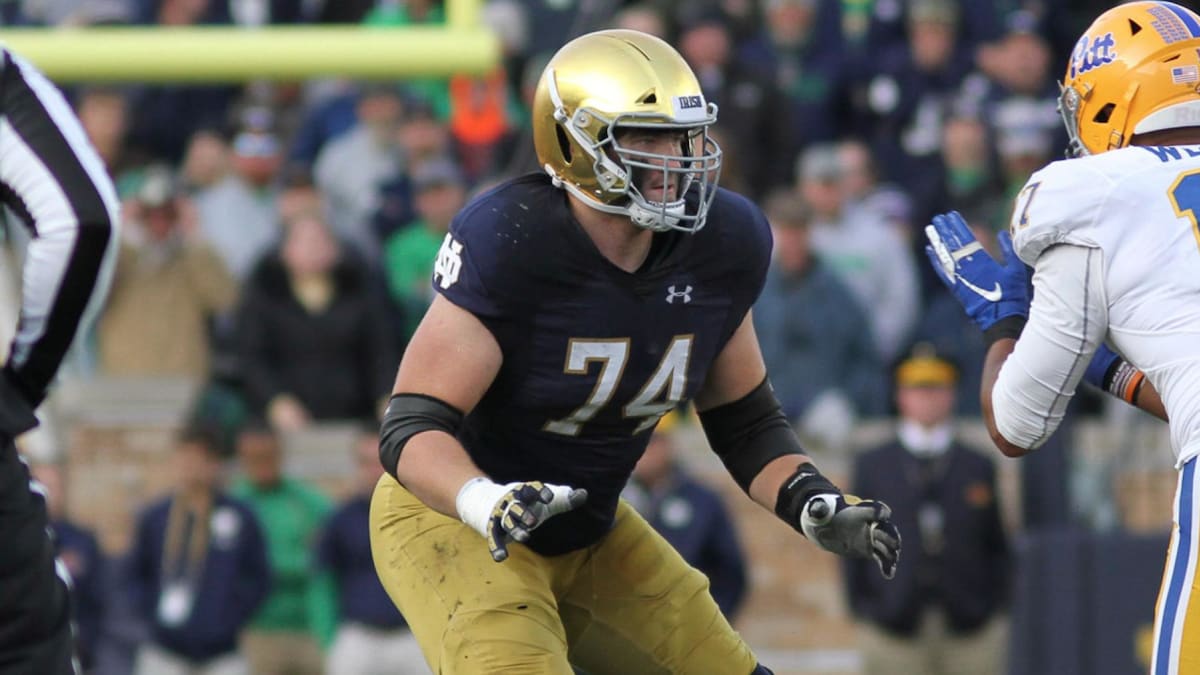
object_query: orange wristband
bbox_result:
[1108,360,1145,404]
[1123,370,1146,404]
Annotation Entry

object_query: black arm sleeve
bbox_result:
[378,393,464,481]
[982,315,1026,348]
[697,377,806,492]
[0,368,36,437]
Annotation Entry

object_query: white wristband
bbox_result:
[455,476,508,539]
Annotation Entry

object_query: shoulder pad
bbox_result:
[704,189,772,269]
[1009,158,1108,264]
[433,178,556,319]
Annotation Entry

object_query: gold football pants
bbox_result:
[369,475,758,674]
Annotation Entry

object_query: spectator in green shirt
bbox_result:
[230,423,334,675]
[382,156,468,339]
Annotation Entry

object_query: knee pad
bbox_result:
[440,602,573,675]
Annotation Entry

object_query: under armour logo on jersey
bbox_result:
[665,285,692,304]
[433,233,464,289]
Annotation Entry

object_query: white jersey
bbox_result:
[1004,144,1200,465]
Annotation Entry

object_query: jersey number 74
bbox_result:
[543,336,693,437]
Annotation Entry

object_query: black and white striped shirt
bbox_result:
[0,48,119,405]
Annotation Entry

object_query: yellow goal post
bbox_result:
[0,0,499,82]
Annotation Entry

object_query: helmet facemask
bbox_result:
[604,117,723,233]
[1057,81,1089,158]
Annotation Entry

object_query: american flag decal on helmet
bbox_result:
[1172,65,1200,85]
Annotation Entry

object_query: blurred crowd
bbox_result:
[34,423,426,674]
[0,0,1104,444]
[0,0,1118,672]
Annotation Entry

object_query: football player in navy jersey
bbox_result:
[369,29,900,674]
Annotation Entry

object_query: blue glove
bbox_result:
[1083,343,1122,390]
[924,211,1031,332]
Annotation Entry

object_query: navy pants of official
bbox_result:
[0,436,75,674]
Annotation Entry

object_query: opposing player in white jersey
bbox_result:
[925,2,1200,674]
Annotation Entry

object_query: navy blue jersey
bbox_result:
[434,173,772,554]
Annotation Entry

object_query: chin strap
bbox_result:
[629,199,685,231]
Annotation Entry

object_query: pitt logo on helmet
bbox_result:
[1069,33,1116,79]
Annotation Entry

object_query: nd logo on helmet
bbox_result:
[1069,32,1117,79]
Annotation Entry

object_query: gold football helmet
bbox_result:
[532,29,722,233]
[1059,1,1200,156]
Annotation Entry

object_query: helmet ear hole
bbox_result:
[556,124,573,164]
[1093,103,1116,124]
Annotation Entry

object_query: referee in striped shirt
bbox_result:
[0,48,119,674]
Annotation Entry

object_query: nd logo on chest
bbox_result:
[1069,32,1116,79]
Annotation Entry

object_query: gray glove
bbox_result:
[800,493,901,579]
[776,463,901,579]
